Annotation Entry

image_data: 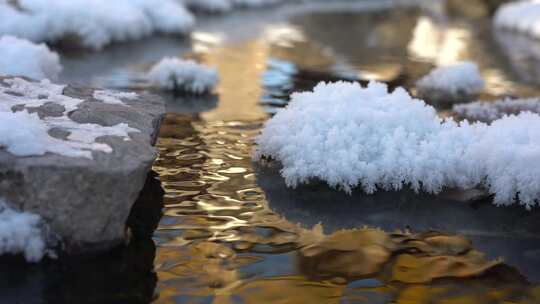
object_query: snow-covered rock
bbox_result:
[255,81,540,209]
[0,0,195,50]
[416,62,485,104]
[148,57,219,94]
[0,78,138,158]
[0,36,62,80]
[453,97,540,123]
[0,200,49,262]
[494,0,540,39]
[0,77,165,255]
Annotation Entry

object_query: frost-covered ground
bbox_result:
[494,0,540,39]
[0,200,48,262]
[415,62,485,103]
[255,81,540,209]
[0,78,138,158]
[148,57,219,93]
[453,98,540,122]
[0,36,62,80]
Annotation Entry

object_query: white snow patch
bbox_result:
[93,90,138,105]
[148,57,219,94]
[416,62,485,102]
[255,81,540,209]
[494,0,540,39]
[0,78,139,158]
[0,0,195,50]
[0,35,62,81]
[0,200,48,262]
[453,98,540,122]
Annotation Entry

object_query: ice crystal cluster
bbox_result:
[494,0,540,38]
[148,57,219,94]
[416,62,485,103]
[255,81,540,209]
[453,98,540,122]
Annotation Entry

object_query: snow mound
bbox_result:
[0,200,48,262]
[0,0,195,50]
[255,81,540,209]
[0,35,62,80]
[0,78,139,158]
[453,98,540,122]
[494,0,540,38]
[416,62,485,103]
[148,57,219,94]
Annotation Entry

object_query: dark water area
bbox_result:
[0,171,163,304]
[4,1,540,303]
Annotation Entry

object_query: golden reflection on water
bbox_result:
[200,41,269,122]
[150,5,540,303]
[152,114,540,303]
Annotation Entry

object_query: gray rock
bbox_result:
[0,79,165,254]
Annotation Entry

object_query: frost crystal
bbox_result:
[148,57,219,94]
[494,0,540,38]
[416,62,485,103]
[453,98,540,122]
[255,81,540,209]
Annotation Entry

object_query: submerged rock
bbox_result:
[0,77,165,256]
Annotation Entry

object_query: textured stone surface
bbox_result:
[0,79,165,254]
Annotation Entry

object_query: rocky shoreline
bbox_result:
[0,77,165,257]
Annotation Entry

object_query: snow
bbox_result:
[0,0,195,50]
[0,35,62,81]
[453,98,540,122]
[93,90,138,105]
[0,78,139,158]
[148,57,219,94]
[494,0,540,39]
[416,62,485,103]
[255,81,540,209]
[0,0,298,49]
[0,200,48,262]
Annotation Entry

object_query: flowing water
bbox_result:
[4,1,540,303]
